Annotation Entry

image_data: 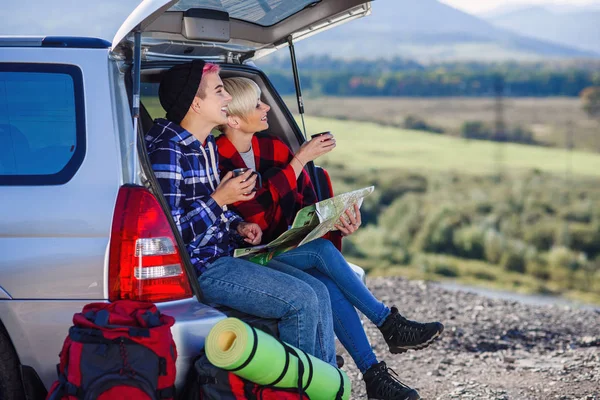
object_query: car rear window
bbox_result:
[0,63,85,185]
[171,0,320,27]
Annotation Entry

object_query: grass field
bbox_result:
[284,96,600,153]
[302,116,600,178]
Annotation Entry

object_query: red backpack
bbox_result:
[182,352,310,400]
[46,300,177,400]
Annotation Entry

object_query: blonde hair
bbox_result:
[222,77,262,120]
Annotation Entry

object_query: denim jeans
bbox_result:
[274,238,391,373]
[198,256,336,366]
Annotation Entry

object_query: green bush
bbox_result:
[500,252,527,273]
[523,221,555,251]
[376,174,428,207]
[547,246,584,272]
[473,270,496,281]
[566,223,600,257]
[510,125,536,145]
[412,206,467,254]
[388,247,412,265]
[412,254,459,277]
[527,259,551,281]
[379,194,422,247]
[403,115,444,134]
[562,205,592,223]
[461,121,536,145]
[342,239,366,259]
[483,229,506,264]
[453,225,485,260]
[461,121,491,140]
[433,264,459,277]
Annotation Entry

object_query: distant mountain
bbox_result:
[294,0,598,62]
[485,6,600,54]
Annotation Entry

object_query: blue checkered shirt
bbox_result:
[146,118,242,276]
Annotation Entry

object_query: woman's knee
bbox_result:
[293,287,322,318]
[310,278,332,306]
[313,237,335,252]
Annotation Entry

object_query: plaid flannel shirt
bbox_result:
[216,133,318,243]
[146,118,242,276]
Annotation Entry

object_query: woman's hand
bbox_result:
[211,170,257,206]
[334,204,361,237]
[237,222,263,245]
[295,133,336,165]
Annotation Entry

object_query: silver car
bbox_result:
[0,0,370,398]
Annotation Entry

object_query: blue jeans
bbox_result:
[198,256,336,366]
[274,238,390,373]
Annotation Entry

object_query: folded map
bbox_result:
[233,186,374,264]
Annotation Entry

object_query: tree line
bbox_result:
[258,56,600,97]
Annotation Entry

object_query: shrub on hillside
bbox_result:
[412,254,459,278]
[342,239,366,259]
[461,121,491,140]
[473,271,496,281]
[527,259,551,281]
[562,204,593,224]
[412,206,468,254]
[547,246,585,272]
[500,252,527,273]
[510,126,536,145]
[500,240,531,273]
[523,221,555,251]
[377,173,428,207]
[386,247,412,265]
[483,229,506,264]
[453,225,485,260]
[403,115,444,134]
[564,223,600,258]
[461,120,536,144]
[379,194,423,248]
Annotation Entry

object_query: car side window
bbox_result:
[0,63,85,185]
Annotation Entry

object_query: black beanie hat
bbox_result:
[159,60,207,124]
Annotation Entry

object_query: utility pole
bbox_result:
[561,120,574,247]
[493,74,506,182]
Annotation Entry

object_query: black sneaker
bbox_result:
[363,361,420,400]
[379,307,444,354]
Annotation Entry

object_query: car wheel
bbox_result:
[0,328,26,400]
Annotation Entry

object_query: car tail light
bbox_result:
[108,186,193,302]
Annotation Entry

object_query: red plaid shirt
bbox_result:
[216,133,319,243]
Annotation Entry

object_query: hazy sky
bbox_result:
[440,0,600,14]
[2,0,600,39]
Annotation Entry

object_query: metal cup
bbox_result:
[232,167,262,192]
[311,131,331,139]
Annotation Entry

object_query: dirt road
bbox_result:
[341,277,600,399]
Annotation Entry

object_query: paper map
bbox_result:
[233,186,374,260]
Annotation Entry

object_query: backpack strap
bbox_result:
[157,385,176,399]
[82,310,150,337]
[263,341,290,387]
[50,374,84,400]
[229,325,259,373]
[334,368,345,400]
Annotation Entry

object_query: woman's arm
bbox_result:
[149,143,226,244]
[289,133,336,178]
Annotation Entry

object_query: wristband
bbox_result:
[292,156,305,168]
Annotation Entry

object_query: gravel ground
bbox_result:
[340,277,600,400]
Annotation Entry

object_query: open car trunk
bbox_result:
[112,0,371,62]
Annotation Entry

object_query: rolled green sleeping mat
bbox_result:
[206,317,351,400]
